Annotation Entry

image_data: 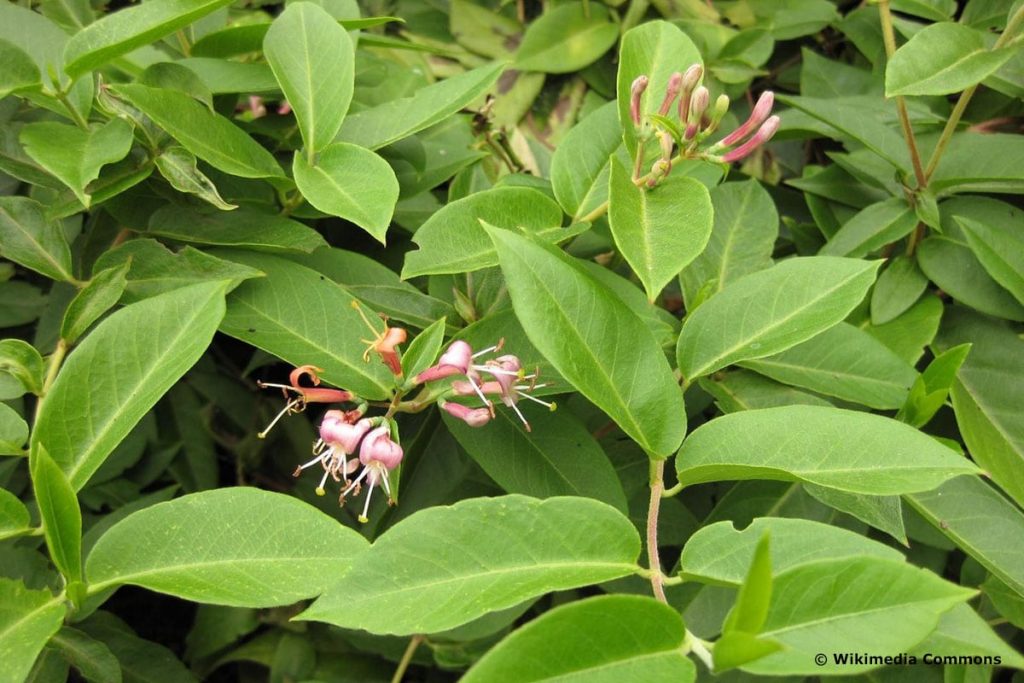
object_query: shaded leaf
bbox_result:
[0,197,75,282]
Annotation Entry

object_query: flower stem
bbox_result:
[34,339,68,425]
[391,634,423,683]
[646,459,667,603]
[877,0,926,189]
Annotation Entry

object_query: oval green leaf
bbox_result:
[461,595,695,683]
[300,495,641,634]
[487,228,685,458]
[112,84,285,180]
[148,205,327,254]
[0,579,65,683]
[31,446,82,584]
[550,100,621,220]
[63,0,234,77]
[215,251,395,400]
[677,256,880,379]
[293,143,398,243]
[85,487,369,607]
[32,281,228,490]
[264,2,354,153]
[608,157,713,301]
[675,405,979,495]
[885,22,1018,97]
[514,2,618,74]
[0,196,74,282]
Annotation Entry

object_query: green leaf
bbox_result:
[0,38,40,97]
[0,579,65,683]
[891,0,956,21]
[928,132,1024,195]
[865,294,943,364]
[617,21,701,155]
[0,404,28,455]
[138,62,214,111]
[898,343,971,428]
[608,157,713,301]
[723,533,772,634]
[679,517,903,586]
[699,370,831,413]
[0,486,31,540]
[676,257,880,379]
[871,255,928,325]
[50,626,122,683]
[264,2,354,153]
[400,318,445,379]
[112,84,284,180]
[0,339,44,396]
[777,95,909,171]
[32,281,227,490]
[94,239,262,303]
[300,495,641,634]
[936,307,1024,507]
[0,196,74,282]
[402,187,565,278]
[803,485,907,544]
[337,62,505,150]
[79,613,197,683]
[886,22,1018,96]
[675,405,978,494]
[910,603,1024,669]
[444,404,628,512]
[291,248,453,330]
[739,322,918,409]
[461,595,695,683]
[550,101,621,220]
[958,216,1024,306]
[819,198,918,258]
[293,143,398,243]
[153,146,236,211]
[713,631,782,673]
[744,557,974,675]
[85,488,368,607]
[60,261,129,344]
[680,179,778,310]
[216,251,395,400]
[487,228,685,458]
[148,205,326,254]
[31,445,82,584]
[515,2,618,74]
[63,0,234,77]
[918,238,1024,321]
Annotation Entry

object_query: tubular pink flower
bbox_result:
[629,76,649,126]
[442,401,493,427]
[414,340,473,383]
[719,91,774,148]
[320,413,373,455]
[340,425,404,522]
[657,72,683,116]
[688,87,709,125]
[721,115,780,163]
[257,365,353,439]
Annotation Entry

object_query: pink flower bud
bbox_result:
[719,91,774,148]
[359,426,403,470]
[415,340,473,383]
[657,72,683,116]
[688,87,709,125]
[629,75,649,127]
[442,401,492,427]
[320,413,373,454]
[721,115,780,163]
[677,64,703,122]
[374,327,407,376]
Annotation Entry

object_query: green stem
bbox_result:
[923,5,1024,182]
[877,0,927,189]
[661,481,684,498]
[683,630,714,670]
[647,459,667,603]
[391,634,423,683]
[40,340,68,398]
[55,90,89,130]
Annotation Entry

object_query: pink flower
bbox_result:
[677,64,703,123]
[721,115,780,163]
[257,365,352,439]
[294,411,371,495]
[629,76,649,127]
[719,91,775,148]
[657,72,683,116]
[340,425,404,523]
[442,400,492,427]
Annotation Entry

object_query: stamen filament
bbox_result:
[258,398,301,439]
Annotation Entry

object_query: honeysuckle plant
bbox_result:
[1,0,1023,681]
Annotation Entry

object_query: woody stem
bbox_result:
[390,634,423,683]
[647,458,667,604]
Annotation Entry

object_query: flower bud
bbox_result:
[629,75,649,127]
[658,130,674,161]
[719,91,774,148]
[320,413,373,454]
[359,426,403,470]
[415,340,473,383]
[657,72,683,116]
[688,86,709,125]
[677,64,703,122]
[442,401,493,427]
[702,94,731,138]
[721,115,780,163]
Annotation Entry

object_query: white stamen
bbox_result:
[296,453,325,471]
[379,466,392,498]
[258,398,301,438]
[472,345,499,358]
[516,391,555,409]
[464,374,495,414]
[472,365,529,378]
[340,467,370,499]
[508,400,531,432]
[316,468,331,494]
[359,479,375,522]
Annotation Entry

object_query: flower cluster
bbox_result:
[628,63,779,186]
[417,339,556,432]
[256,311,553,522]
